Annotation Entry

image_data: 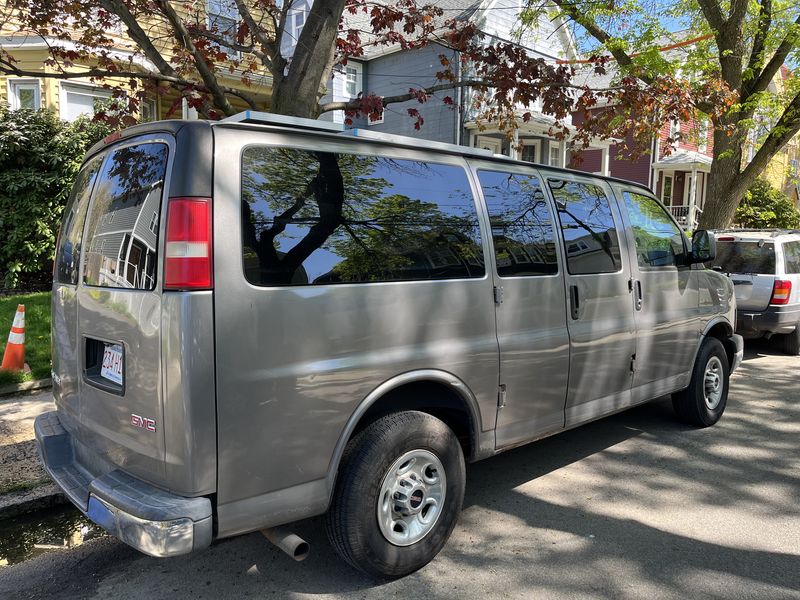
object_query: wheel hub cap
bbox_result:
[703,356,724,410]
[377,449,446,546]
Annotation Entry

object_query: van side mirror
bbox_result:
[689,230,716,264]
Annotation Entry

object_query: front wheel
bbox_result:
[325,411,465,579]
[672,337,730,427]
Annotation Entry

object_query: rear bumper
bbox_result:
[34,411,212,557]
[736,305,800,337]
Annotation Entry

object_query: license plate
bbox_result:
[100,344,124,385]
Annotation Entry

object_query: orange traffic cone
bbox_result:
[1,304,25,372]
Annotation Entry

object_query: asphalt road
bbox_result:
[1,339,798,600]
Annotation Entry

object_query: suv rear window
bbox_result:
[712,241,776,274]
[82,142,168,290]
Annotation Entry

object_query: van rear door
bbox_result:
[73,137,172,485]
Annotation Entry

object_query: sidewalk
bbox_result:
[0,390,65,518]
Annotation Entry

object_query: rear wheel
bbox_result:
[783,327,800,356]
[325,411,465,579]
[672,337,729,427]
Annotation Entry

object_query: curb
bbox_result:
[0,483,68,521]
[0,378,52,398]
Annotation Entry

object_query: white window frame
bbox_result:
[476,135,502,155]
[8,79,41,110]
[289,5,307,42]
[669,119,681,143]
[367,110,384,125]
[345,64,362,98]
[520,139,541,163]
[661,173,674,206]
[59,82,112,121]
[140,99,157,123]
[206,0,240,58]
[549,145,561,167]
[697,118,709,154]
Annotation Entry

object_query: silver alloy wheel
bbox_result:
[703,356,724,410]
[377,449,446,547]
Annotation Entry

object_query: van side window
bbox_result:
[55,156,103,285]
[784,241,800,274]
[82,143,168,290]
[241,147,484,286]
[477,170,557,276]
[622,191,686,268]
[548,179,622,274]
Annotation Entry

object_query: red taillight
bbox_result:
[717,236,735,241]
[770,279,792,305]
[163,197,213,290]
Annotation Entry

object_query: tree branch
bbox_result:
[695,0,726,31]
[156,0,236,116]
[745,0,771,80]
[744,13,800,99]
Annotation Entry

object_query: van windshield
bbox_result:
[82,142,168,290]
[712,241,775,274]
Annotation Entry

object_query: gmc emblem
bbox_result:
[130,413,157,432]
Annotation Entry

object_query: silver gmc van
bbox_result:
[37,112,743,579]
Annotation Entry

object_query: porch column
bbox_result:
[601,146,610,176]
[560,140,567,168]
[689,165,698,227]
[652,167,661,195]
[512,128,520,160]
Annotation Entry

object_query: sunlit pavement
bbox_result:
[1,339,798,600]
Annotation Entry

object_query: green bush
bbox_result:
[735,178,800,229]
[0,108,111,287]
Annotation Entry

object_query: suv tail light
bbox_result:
[770,279,792,305]
[164,197,213,290]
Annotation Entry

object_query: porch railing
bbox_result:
[668,205,703,230]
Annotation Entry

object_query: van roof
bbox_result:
[88,112,655,196]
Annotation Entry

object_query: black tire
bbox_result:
[325,411,465,579]
[672,337,729,427]
[783,327,800,356]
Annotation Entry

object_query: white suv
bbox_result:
[712,229,800,354]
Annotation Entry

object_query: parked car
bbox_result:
[37,112,743,579]
[710,229,800,355]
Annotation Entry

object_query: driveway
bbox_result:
[1,339,798,599]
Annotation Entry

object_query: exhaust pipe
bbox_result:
[261,526,310,561]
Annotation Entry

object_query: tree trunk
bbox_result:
[270,0,346,118]
[697,123,746,229]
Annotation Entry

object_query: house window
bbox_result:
[521,140,540,163]
[549,146,561,167]
[476,136,502,155]
[60,83,112,121]
[669,120,681,143]
[207,0,239,54]
[698,118,709,153]
[140,100,157,123]
[290,6,306,41]
[9,79,41,110]
[149,211,158,234]
[661,174,674,206]
[345,65,361,98]
[367,110,384,125]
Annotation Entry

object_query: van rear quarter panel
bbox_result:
[211,127,499,535]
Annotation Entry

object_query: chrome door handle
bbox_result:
[569,285,580,320]
[634,279,643,311]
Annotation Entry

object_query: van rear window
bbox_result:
[712,241,775,274]
[55,156,103,285]
[241,147,485,286]
[82,142,168,290]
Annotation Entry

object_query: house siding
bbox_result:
[364,44,460,144]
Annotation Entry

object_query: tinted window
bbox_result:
[478,170,557,276]
[241,148,484,286]
[783,241,800,274]
[548,179,622,274]
[83,143,168,290]
[55,156,103,285]
[622,191,685,268]
[712,241,776,274]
